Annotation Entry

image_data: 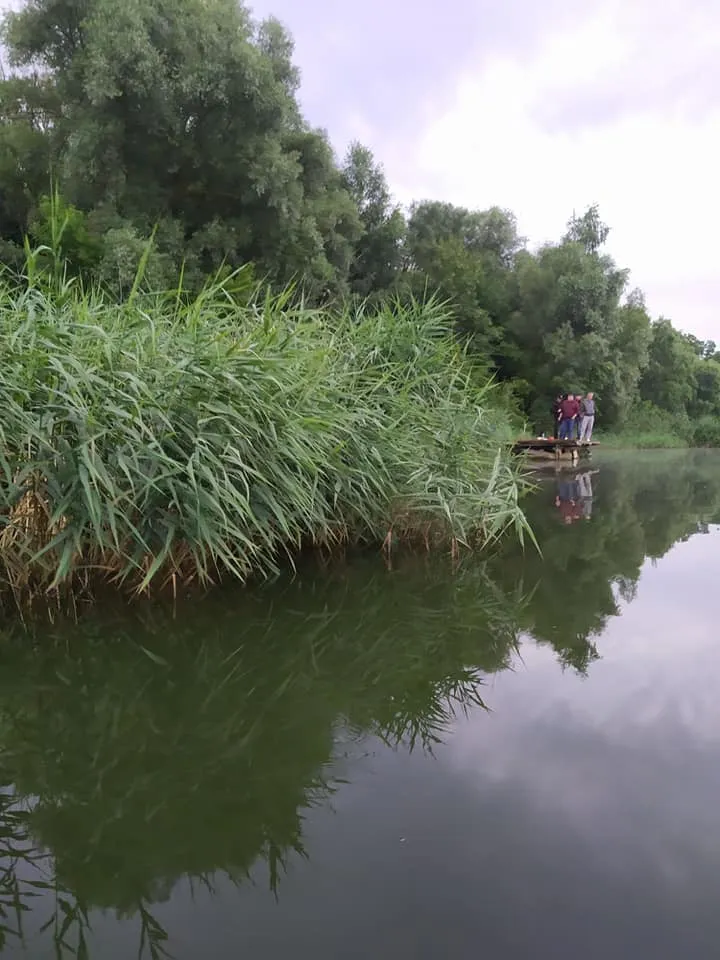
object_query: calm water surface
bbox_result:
[1,450,720,958]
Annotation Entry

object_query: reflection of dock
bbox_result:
[512,438,598,465]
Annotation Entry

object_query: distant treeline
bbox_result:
[0,0,718,441]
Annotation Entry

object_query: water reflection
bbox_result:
[0,562,523,957]
[553,469,598,523]
[491,450,720,673]
[0,451,719,957]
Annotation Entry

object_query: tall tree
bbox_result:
[407,201,523,268]
[606,289,652,424]
[564,204,610,254]
[1,0,361,292]
[341,142,405,297]
[506,207,644,425]
[405,201,522,354]
[640,319,698,413]
[0,75,58,257]
[0,1,715,429]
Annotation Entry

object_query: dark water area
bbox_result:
[1,450,720,958]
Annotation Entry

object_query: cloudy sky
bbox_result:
[249,0,719,341]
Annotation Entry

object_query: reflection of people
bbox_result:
[576,470,599,520]
[555,478,583,524]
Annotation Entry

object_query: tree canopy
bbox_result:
[0,0,716,435]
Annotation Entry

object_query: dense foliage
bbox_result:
[0,258,526,605]
[0,0,715,443]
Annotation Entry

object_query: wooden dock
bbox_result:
[512,438,598,465]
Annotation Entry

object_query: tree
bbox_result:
[340,142,405,297]
[1,0,361,293]
[691,360,720,418]
[606,290,652,424]
[564,204,610,254]
[639,319,698,413]
[407,201,523,268]
[0,75,58,252]
[0,1,715,432]
[404,201,522,355]
[505,208,637,425]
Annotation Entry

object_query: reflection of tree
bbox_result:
[0,560,523,955]
[491,450,720,673]
[2,451,720,955]
[616,576,638,605]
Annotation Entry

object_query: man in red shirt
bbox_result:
[558,394,580,440]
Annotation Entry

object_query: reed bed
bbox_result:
[0,262,527,607]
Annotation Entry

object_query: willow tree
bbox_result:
[1,0,361,292]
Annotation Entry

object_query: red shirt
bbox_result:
[557,500,582,523]
[560,398,580,419]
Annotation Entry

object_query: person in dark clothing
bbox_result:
[559,394,580,440]
[575,394,585,440]
[551,394,564,439]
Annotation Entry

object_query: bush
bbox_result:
[0,264,528,608]
[691,416,720,447]
[597,401,689,448]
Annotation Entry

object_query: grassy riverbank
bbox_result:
[595,402,720,449]
[596,430,688,450]
[0,261,527,608]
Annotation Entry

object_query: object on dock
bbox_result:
[512,438,598,465]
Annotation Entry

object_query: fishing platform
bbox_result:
[512,438,598,465]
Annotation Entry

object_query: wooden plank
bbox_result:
[512,439,599,450]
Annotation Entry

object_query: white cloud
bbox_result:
[384,0,720,340]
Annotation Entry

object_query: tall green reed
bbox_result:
[0,248,528,608]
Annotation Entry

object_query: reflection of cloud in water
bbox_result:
[493,527,720,741]
[446,528,720,897]
[2,452,720,957]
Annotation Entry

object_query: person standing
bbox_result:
[575,394,585,440]
[558,393,580,440]
[580,392,596,443]
[551,393,564,439]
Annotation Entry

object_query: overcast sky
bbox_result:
[248,0,719,342]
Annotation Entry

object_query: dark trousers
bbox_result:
[559,418,575,440]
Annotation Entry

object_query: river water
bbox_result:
[1,450,719,958]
